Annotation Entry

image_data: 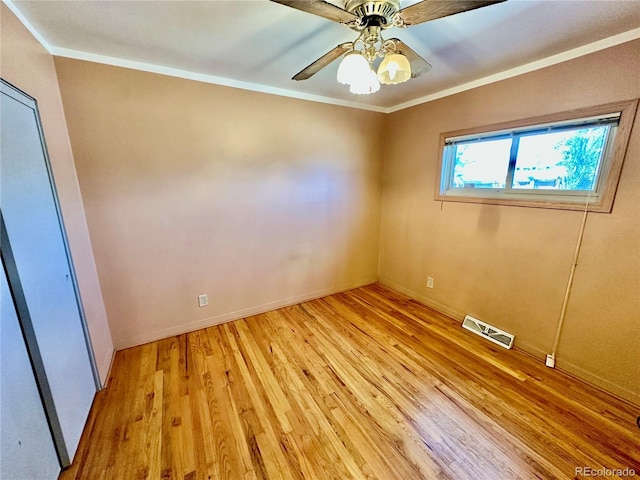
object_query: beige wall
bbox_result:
[1,5,114,384]
[380,40,640,405]
[53,58,384,349]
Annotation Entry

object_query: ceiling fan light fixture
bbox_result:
[377,53,411,84]
[336,52,370,85]
[274,0,505,91]
[349,68,380,95]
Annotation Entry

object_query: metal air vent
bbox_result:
[462,315,514,349]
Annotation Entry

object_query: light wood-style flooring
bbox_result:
[60,284,640,479]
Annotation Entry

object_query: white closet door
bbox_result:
[1,80,97,465]
[1,263,61,479]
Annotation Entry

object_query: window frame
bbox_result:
[434,100,638,212]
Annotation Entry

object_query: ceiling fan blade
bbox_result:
[270,0,358,24]
[399,0,506,26]
[293,42,353,81]
[390,39,432,78]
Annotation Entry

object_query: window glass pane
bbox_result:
[513,127,608,190]
[451,139,512,189]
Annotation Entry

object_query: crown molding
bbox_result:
[49,47,389,113]
[4,0,639,114]
[386,28,640,113]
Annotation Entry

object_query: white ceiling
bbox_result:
[8,0,640,112]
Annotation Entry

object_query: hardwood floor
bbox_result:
[60,284,640,480]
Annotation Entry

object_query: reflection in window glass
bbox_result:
[437,103,635,211]
[514,127,608,190]
[452,139,512,189]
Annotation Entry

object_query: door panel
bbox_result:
[1,264,61,479]
[0,80,97,465]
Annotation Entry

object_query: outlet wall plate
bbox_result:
[545,354,555,368]
[198,294,208,307]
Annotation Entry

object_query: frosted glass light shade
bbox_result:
[337,52,370,85]
[349,69,380,95]
[377,53,411,85]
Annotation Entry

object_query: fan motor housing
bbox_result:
[345,0,400,27]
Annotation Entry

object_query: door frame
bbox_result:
[0,78,100,465]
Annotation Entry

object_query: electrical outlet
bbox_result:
[198,294,208,307]
[427,277,434,289]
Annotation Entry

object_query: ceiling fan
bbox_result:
[271,0,505,94]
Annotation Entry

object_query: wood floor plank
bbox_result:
[296,306,446,479]
[346,288,639,473]
[60,284,640,480]
[266,307,430,480]
[222,323,298,480]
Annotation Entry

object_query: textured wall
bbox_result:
[380,40,640,405]
[54,58,384,349]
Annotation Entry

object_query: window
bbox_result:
[436,100,637,212]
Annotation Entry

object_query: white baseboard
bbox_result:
[114,277,378,350]
[555,358,640,407]
[378,277,465,321]
[97,348,116,390]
